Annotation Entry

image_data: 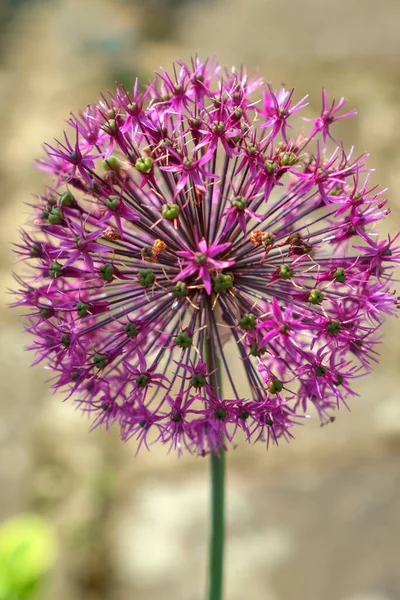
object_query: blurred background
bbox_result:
[1,0,400,599]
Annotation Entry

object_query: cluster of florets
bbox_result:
[12,58,399,454]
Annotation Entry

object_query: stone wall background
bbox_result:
[1,1,400,599]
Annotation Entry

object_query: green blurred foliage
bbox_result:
[0,515,56,600]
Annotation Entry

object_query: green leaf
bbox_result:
[0,515,56,598]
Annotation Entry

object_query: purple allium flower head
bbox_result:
[12,58,399,455]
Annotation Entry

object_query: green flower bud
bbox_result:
[174,331,192,349]
[124,322,139,338]
[327,320,341,335]
[333,375,343,387]
[102,119,116,134]
[76,301,90,317]
[268,379,283,394]
[239,410,250,420]
[141,246,154,261]
[39,308,53,319]
[70,370,80,382]
[41,207,50,219]
[135,374,149,388]
[60,333,70,348]
[161,203,180,220]
[229,132,241,144]
[99,263,115,282]
[247,143,257,155]
[138,268,155,287]
[106,195,120,211]
[172,282,188,298]
[214,274,233,293]
[59,191,75,206]
[47,206,64,225]
[102,156,121,171]
[29,242,42,258]
[49,261,62,278]
[93,353,108,370]
[280,152,297,166]
[213,408,228,420]
[71,237,83,251]
[249,341,267,357]
[315,365,327,377]
[190,373,206,388]
[239,313,257,331]
[261,234,275,249]
[135,156,153,174]
[308,289,324,305]
[211,121,225,134]
[194,252,207,265]
[265,160,279,174]
[182,157,194,168]
[333,267,346,283]
[279,264,293,280]
[170,413,182,423]
[231,196,247,210]
[301,242,313,254]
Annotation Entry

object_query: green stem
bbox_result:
[205,333,225,600]
[208,449,225,600]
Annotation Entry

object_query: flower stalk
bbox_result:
[205,338,225,600]
[208,449,225,600]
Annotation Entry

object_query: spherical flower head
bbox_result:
[12,57,399,455]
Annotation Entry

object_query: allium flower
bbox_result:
[12,58,399,455]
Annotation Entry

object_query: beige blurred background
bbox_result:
[1,1,400,599]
